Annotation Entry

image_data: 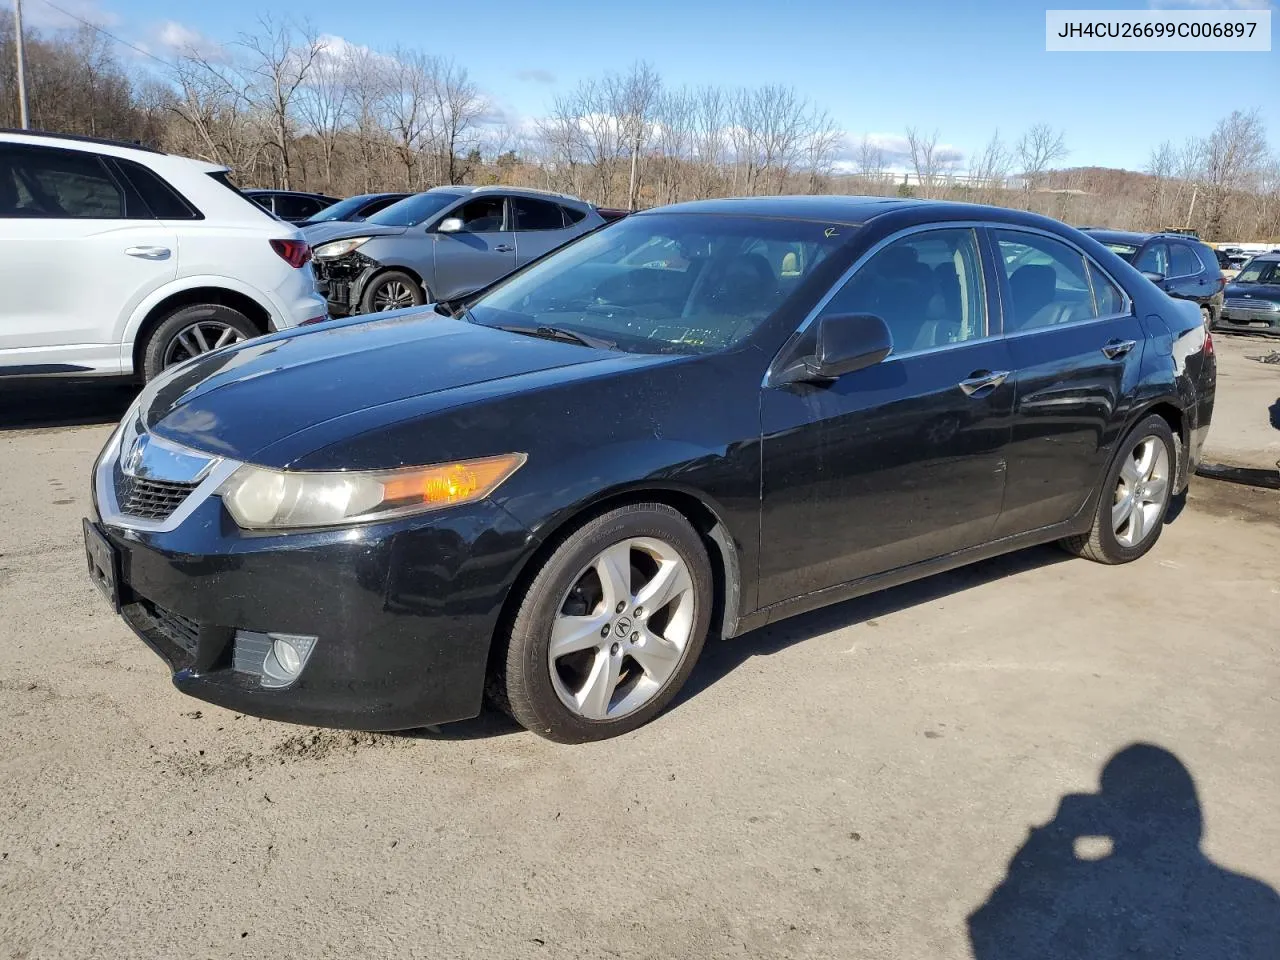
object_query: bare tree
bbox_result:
[906,126,945,198]
[969,130,1010,204]
[237,17,324,189]
[854,136,888,185]
[435,59,487,185]
[607,62,661,210]
[1200,109,1269,239]
[297,40,352,193]
[381,48,438,190]
[653,87,695,205]
[689,86,726,199]
[1015,123,1068,208]
[803,110,841,194]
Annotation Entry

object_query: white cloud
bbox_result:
[21,0,121,30]
[516,69,557,85]
[152,20,224,60]
[838,132,965,170]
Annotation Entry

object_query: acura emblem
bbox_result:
[122,434,149,477]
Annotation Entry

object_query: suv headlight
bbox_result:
[312,237,371,259]
[217,454,526,530]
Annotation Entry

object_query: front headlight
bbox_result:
[313,237,371,259]
[217,454,527,530]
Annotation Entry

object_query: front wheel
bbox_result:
[359,271,426,314]
[1059,414,1176,564]
[490,503,713,743]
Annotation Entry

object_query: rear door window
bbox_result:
[1169,243,1203,277]
[513,197,567,231]
[993,230,1097,331]
[1134,242,1171,276]
[273,194,326,220]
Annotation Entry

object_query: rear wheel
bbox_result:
[490,503,713,743]
[1060,414,1176,564]
[141,303,259,381]
[359,271,426,314]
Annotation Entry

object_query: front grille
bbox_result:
[150,603,200,655]
[1225,298,1279,312]
[116,472,197,521]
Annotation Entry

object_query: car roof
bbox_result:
[0,128,227,172]
[1085,228,1211,247]
[424,184,591,208]
[638,195,1093,232]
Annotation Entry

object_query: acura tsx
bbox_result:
[84,197,1216,742]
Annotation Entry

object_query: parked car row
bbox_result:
[0,130,627,383]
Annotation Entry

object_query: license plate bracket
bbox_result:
[83,519,121,611]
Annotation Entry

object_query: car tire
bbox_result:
[141,303,259,382]
[490,502,713,743]
[359,271,426,314]
[1059,414,1177,565]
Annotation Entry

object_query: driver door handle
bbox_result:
[958,370,1009,397]
[124,245,171,261]
[1101,339,1137,360]
[494,244,514,253]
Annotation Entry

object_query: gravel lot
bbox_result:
[1,383,1278,959]
[1202,331,1280,472]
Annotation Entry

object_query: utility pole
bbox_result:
[14,0,30,129]
[1185,186,1198,231]
[627,130,641,212]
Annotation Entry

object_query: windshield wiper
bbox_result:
[492,323,616,350]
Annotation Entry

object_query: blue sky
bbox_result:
[26,0,1280,172]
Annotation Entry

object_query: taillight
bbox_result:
[270,239,312,268]
[1204,330,1214,355]
[299,314,329,327]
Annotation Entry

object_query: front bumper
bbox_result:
[312,252,379,317]
[1216,307,1280,335]
[91,494,533,730]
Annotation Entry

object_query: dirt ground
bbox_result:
[1,385,1278,959]
[1202,331,1280,472]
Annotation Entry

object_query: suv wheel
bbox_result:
[360,271,426,314]
[141,304,259,381]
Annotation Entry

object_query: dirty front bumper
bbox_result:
[90,494,533,731]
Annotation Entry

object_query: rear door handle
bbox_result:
[958,370,1009,396]
[1101,339,1137,360]
[125,245,171,261]
[494,244,514,253]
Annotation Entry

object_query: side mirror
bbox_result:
[775,312,893,384]
[437,217,463,234]
[1141,270,1165,284]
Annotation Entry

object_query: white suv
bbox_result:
[0,131,328,381]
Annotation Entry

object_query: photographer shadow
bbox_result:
[968,743,1280,959]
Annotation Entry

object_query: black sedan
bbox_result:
[298,192,411,226]
[84,198,1217,743]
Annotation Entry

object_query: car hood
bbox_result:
[1224,281,1280,302]
[141,313,640,464]
[301,221,408,246]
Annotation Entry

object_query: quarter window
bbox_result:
[513,197,566,231]
[994,230,1096,331]
[1169,243,1202,277]
[820,228,988,352]
[0,144,125,218]
[1087,263,1127,317]
[115,159,201,219]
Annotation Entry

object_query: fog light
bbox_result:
[260,633,318,689]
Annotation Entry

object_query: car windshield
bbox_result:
[1234,259,1280,284]
[367,192,460,227]
[304,195,374,223]
[466,213,853,355]
[1102,242,1139,262]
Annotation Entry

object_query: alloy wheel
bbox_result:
[371,280,417,311]
[1113,436,1170,548]
[548,537,696,721]
[162,321,247,367]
